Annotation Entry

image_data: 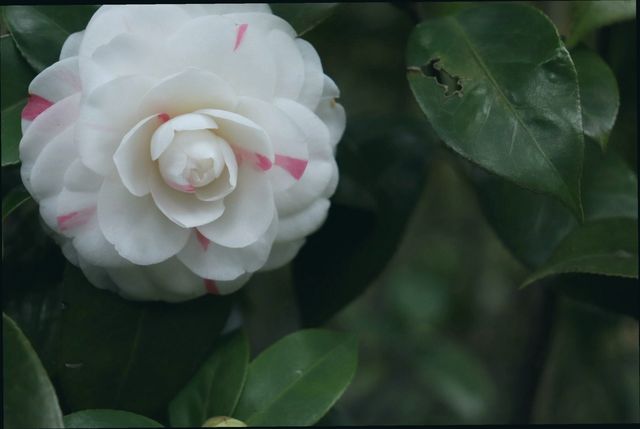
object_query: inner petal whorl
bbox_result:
[157,129,229,193]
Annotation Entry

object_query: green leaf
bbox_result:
[573,48,620,150]
[169,330,249,427]
[64,410,163,428]
[567,0,636,48]
[293,117,433,326]
[3,5,98,72]
[57,265,233,421]
[407,4,585,218]
[2,186,30,257]
[270,3,338,36]
[234,329,358,426]
[472,141,637,269]
[3,313,64,429]
[2,186,30,221]
[1,34,35,166]
[522,218,638,287]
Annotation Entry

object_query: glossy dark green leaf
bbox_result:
[57,265,233,421]
[407,4,585,218]
[169,330,249,427]
[2,186,30,221]
[1,186,30,257]
[573,48,620,150]
[293,117,433,326]
[522,218,638,287]
[567,0,636,48]
[3,5,98,72]
[270,3,338,36]
[2,200,66,375]
[3,313,64,429]
[64,410,163,428]
[1,34,35,166]
[234,329,357,426]
[472,142,637,269]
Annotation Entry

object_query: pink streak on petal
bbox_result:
[22,94,54,121]
[56,206,97,232]
[275,155,308,180]
[158,113,170,123]
[204,279,220,295]
[234,23,248,51]
[195,230,210,251]
[255,154,273,171]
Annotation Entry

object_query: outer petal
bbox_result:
[260,238,306,271]
[76,75,156,176]
[178,215,277,281]
[316,101,346,150]
[149,169,225,229]
[60,31,84,60]
[296,39,324,110]
[29,127,76,201]
[222,12,296,38]
[272,98,335,216]
[166,14,277,100]
[276,198,330,242]
[180,4,272,16]
[90,33,173,83]
[78,5,191,92]
[268,29,305,100]
[28,57,81,105]
[64,159,103,193]
[138,68,238,119]
[20,94,81,194]
[197,164,275,248]
[114,114,164,197]
[97,176,189,265]
[234,97,309,192]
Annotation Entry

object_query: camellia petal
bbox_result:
[97,176,190,265]
[114,114,165,197]
[76,75,156,176]
[178,216,278,281]
[197,164,275,248]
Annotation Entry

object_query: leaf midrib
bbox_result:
[448,15,574,206]
[244,339,351,425]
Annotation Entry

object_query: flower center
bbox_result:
[158,129,228,193]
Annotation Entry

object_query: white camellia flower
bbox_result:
[19,4,345,301]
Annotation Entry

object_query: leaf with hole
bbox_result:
[471,142,637,269]
[3,5,98,72]
[57,265,233,421]
[64,410,163,428]
[573,47,620,151]
[1,34,35,166]
[169,330,249,427]
[3,312,64,429]
[407,4,585,218]
[233,329,358,426]
[293,117,433,326]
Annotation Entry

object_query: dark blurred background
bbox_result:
[244,2,639,425]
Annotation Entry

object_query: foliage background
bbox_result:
[248,2,639,424]
[2,1,638,426]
